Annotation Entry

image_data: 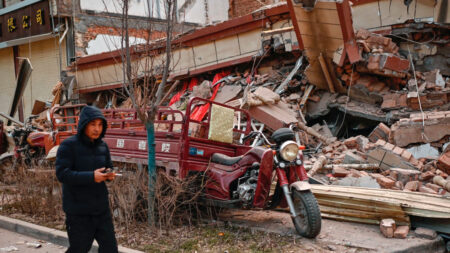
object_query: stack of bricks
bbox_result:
[373,139,418,166]
[335,64,360,86]
[390,111,450,147]
[352,29,410,79]
[321,135,449,195]
[356,29,399,54]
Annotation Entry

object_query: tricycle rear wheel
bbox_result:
[291,189,321,238]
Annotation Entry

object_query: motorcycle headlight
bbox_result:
[279,141,299,162]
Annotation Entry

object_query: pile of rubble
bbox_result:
[130,29,450,199]
[311,119,450,196]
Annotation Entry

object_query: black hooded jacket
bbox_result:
[56,106,113,215]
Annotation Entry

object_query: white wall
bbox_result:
[180,0,229,24]
[86,34,147,55]
[80,0,229,25]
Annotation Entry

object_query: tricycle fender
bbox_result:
[0,151,14,162]
[290,181,311,192]
[251,148,274,208]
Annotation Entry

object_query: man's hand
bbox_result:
[94,168,116,183]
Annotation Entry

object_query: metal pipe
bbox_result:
[0,112,24,126]
[59,18,69,45]
[281,184,299,218]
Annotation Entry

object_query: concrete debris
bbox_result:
[407,144,440,160]
[390,111,450,147]
[414,227,438,240]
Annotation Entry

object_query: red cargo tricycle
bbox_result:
[47,97,322,238]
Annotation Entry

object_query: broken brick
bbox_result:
[420,171,435,181]
[395,181,404,190]
[392,146,403,156]
[425,183,442,192]
[437,151,450,174]
[356,29,371,40]
[418,186,437,194]
[381,93,408,110]
[394,226,409,239]
[383,142,395,151]
[368,123,391,143]
[400,150,413,162]
[349,169,363,178]
[404,181,419,191]
[322,146,334,153]
[389,168,420,185]
[376,176,396,189]
[333,167,350,177]
[380,54,410,72]
[343,137,358,149]
[380,219,396,238]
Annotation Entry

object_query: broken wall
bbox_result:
[351,0,443,30]
[0,48,16,118]
[19,38,68,117]
[179,0,229,24]
[72,0,197,57]
[228,0,285,18]
[288,0,356,90]
[74,5,297,93]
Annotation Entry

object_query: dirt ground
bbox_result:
[0,209,358,253]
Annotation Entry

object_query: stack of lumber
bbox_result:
[311,185,450,226]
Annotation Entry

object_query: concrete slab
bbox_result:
[0,215,142,253]
[218,209,446,253]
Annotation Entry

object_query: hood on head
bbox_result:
[77,106,107,140]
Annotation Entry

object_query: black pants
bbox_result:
[65,211,118,253]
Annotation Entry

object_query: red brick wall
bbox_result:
[228,0,286,19]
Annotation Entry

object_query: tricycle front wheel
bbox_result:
[291,189,321,238]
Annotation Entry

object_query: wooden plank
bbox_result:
[313,185,450,208]
[316,196,406,216]
[297,21,343,40]
[301,35,343,52]
[313,1,337,10]
[319,53,336,93]
[321,213,409,226]
[291,1,337,10]
[319,205,410,224]
[304,69,328,90]
[311,185,450,218]
[304,48,338,60]
[293,6,340,25]
[312,189,450,212]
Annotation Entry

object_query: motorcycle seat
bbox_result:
[211,153,243,166]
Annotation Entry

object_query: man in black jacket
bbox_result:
[56,106,118,253]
